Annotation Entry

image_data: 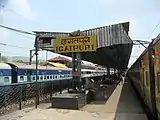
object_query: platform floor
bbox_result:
[0,79,148,120]
[82,79,148,120]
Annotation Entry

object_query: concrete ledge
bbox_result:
[51,93,86,110]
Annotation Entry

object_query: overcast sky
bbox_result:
[0,0,160,67]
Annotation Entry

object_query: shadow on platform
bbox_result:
[88,82,119,105]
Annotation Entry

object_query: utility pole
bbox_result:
[29,50,32,65]
[35,36,39,109]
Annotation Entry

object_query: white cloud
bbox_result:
[7,0,38,21]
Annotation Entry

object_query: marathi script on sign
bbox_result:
[54,36,97,53]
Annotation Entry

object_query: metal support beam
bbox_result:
[35,36,39,109]
[77,52,82,90]
[70,30,82,91]
[107,68,110,76]
[29,50,32,65]
[72,53,76,90]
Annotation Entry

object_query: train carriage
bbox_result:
[127,33,160,120]
[0,63,12,85]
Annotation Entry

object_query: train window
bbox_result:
[44,76,46,79]
[40,76,43,80]
[157,73,160,92]
[37,76,39,80]
[32,76,35,81]
[53,76,54,79]
[50,76,52,79]
[60,75,62,78]
[20,76,24,81]
[55,76,57,79]
[47,76,49,79]
[4,77,9,82]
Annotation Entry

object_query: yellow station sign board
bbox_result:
[54,36,97,53]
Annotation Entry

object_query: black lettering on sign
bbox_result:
[61,39,67,45]
[55,47,59,52]
[91,45,94,50]
[73,45,78,51]
[85,45,90,50]
[83,37,90,44]
[73,39,79,44]
[64,46,70,51]
[59,46,64,51]
[79,45,84,50]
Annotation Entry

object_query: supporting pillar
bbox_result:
[70,30,81,92]
[114,69,116,74]
[72,53,76,90]
[77,52,82,90]
[107,68,110,76]
[35,36,39,109]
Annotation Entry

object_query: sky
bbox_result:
[0,0,160,67]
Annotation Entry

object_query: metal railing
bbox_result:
[0,79,70,115]
[0,75,103,115]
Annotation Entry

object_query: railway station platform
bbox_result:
[0,78,148,120]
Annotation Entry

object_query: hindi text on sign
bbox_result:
[54,36,97,53]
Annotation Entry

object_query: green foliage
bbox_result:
[0,56,8,62]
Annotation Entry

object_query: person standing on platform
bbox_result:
[119,75,124,85]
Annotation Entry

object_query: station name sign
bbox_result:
[54,36,97,53]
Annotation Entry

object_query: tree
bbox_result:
[0,56,8,62]
[14,60,24,63]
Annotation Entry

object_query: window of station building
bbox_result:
[55,76,57,79]
[44,76,46,79]
[47,76,49,79]
[40,76,43,80]
[157,73,160,93]
[50,75,52,79]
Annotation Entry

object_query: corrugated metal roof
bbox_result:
[80,23,132,48]
[34,22,133,69]
[7,62,71,70]
[35,22,132,49]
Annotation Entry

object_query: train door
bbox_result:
[142,68,147,104]
[141,57,151,108]
[144,70,152,109]
[156,73,160,116]
[154,44,160,119]
[149,47,157,118]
